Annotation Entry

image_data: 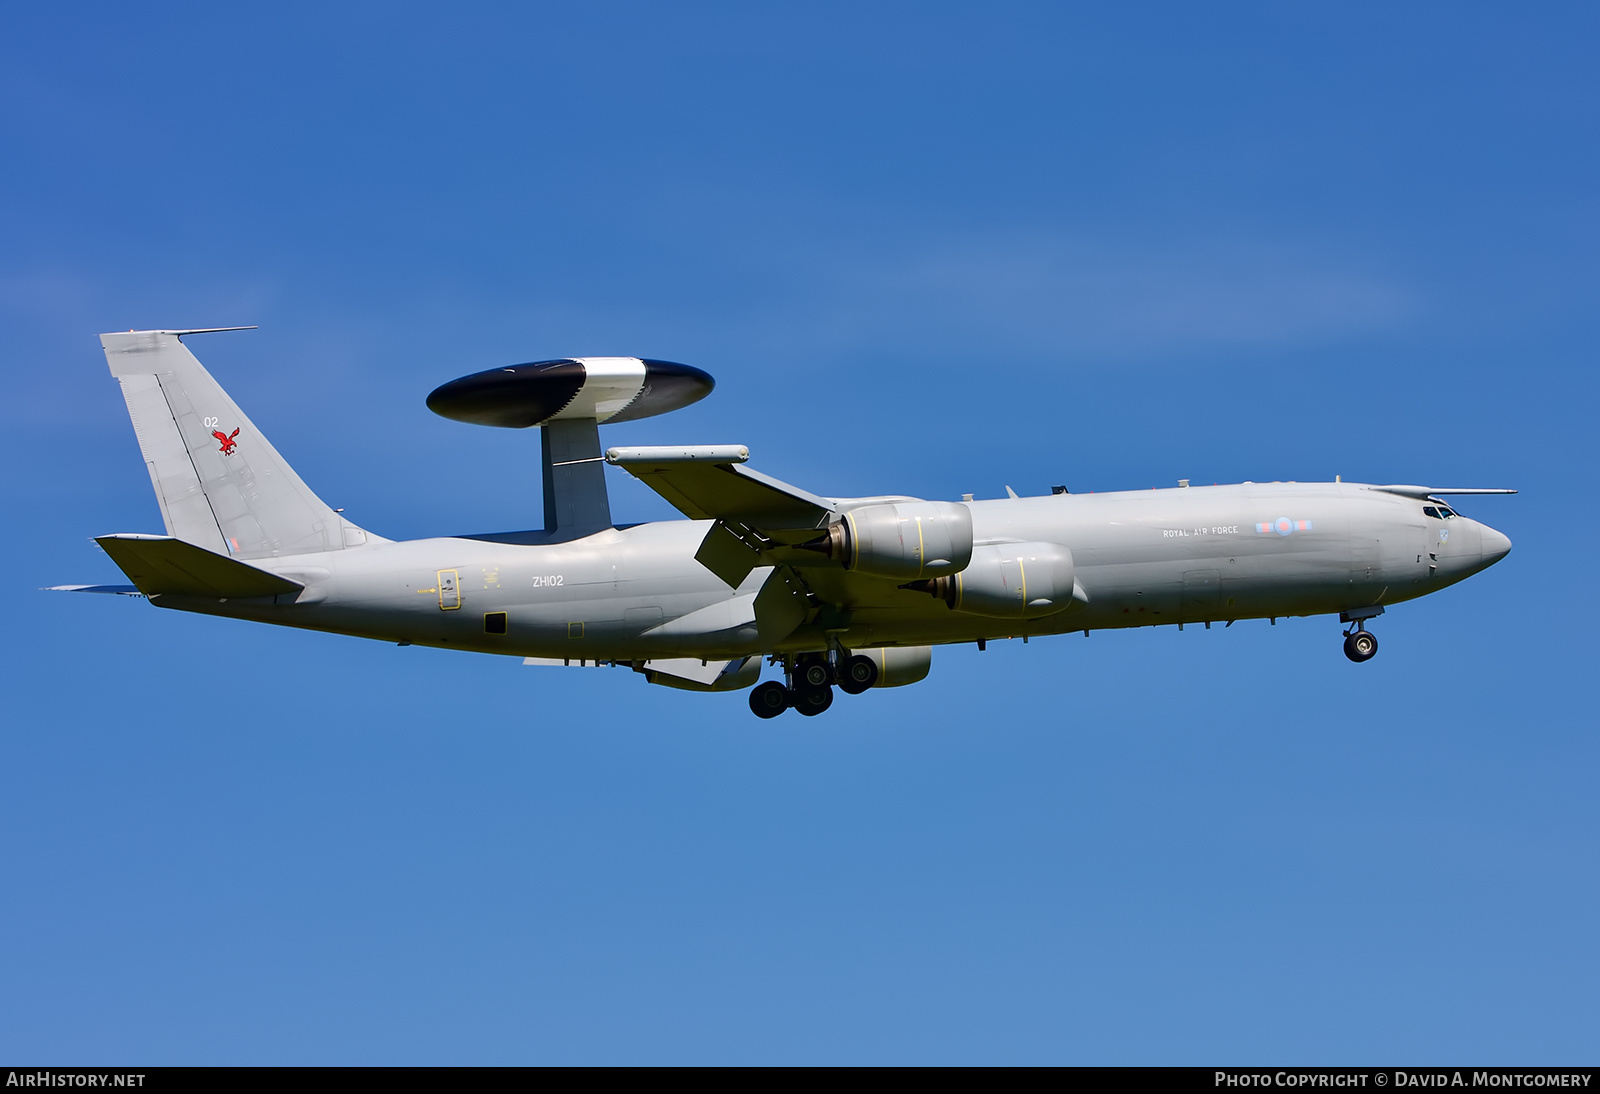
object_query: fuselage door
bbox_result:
[438,569,460,610]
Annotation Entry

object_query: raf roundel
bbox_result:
[425,357,714,429]
[1255,517,1313,535]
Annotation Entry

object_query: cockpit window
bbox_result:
[1423,506,1441,518]
[1438,507,1457,518]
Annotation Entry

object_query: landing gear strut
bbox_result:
[1340,606,1383,663]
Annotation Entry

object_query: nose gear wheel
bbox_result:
[1343,629,1378,662]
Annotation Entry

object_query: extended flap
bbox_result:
[694,520,764,588]
[95,534,305,599]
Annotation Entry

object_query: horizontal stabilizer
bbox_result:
[607,449,834,532]
[95,534,304,599]
[45,584,144,596]
[128,326,258,336]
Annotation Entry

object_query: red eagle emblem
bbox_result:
[212,427,240,455]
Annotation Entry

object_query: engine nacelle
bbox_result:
[817,501,974,580]
[921,542,1079,618]
[856,646,933,688]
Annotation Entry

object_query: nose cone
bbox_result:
[1480,524,1512,566]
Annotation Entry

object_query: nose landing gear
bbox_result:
[1340,605,1384,663]
[1343,628,1378,662]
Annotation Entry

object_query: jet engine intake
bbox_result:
[814,501,973,579]
[917,542,1079,618]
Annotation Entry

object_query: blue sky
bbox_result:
[2,2,1595,1063]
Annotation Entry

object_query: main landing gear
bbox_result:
[749,681,791,718]
[747,651,880,719]
[1340,606,1384,663]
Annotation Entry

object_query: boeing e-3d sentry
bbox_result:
[58,328,1514,718]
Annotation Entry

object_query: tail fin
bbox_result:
[101,329,378,559]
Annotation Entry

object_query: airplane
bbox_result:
[55,328,1515,719]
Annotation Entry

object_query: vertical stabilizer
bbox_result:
[101,329,376,559]
[541,418,613,535]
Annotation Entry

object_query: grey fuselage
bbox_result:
[156,481,1512,659]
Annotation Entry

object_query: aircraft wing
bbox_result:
[1372,485,1518,500]
[606,446,839,591]
[605,446,835,532]
[524,654,763,692]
